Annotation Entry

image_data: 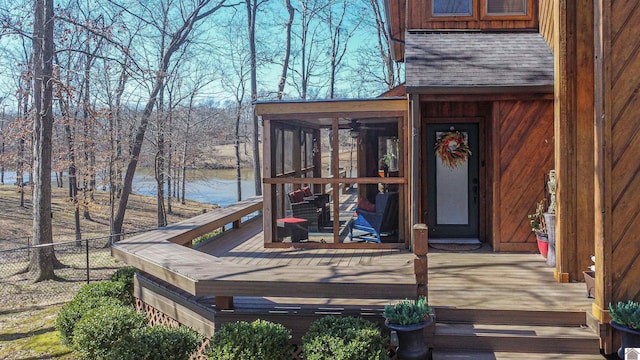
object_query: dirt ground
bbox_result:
[0,184,216,359]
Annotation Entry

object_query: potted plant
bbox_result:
[528,199,548,258]
[609,300,640,359]
[383,297,432,360]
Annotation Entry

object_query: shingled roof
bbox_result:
[405,32,554,94]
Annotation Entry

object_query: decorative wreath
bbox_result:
[434,131,472,169]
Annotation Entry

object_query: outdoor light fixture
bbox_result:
[349,119,360,138]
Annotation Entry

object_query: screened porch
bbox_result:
[255,98,410,248]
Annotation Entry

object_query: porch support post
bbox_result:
[262,118,274,244]
[553,0,595,283]
[332,118,340,244]
[594,0,640,354]
[413,224,428,299]
[409,94,421,230]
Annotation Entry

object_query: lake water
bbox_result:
[1,168,257,208]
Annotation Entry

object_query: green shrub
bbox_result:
[56,296,124,346]
[302,316,389,360]
[383,297,431,325]
[609,300,640,330]
[72,304,146,360]
[110,325,203,360]
[74,280,134,306]
[206,319,291,360]
[110,266,138,296]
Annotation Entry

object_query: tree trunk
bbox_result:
[277,0,294,100]
[30,0,57,282]
[17,64,30,208]
[111,0,225,240]
[246,0,262,196]
[235,106,242,202]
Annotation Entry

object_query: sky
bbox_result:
[0,0,396,113]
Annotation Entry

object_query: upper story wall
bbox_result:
[407,0,538,30]
[538,0,553,51]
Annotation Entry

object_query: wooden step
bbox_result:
[433,323,601,354]
[432,350,606,359]
[434,307,587,327]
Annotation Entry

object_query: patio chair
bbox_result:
[348,192,398,243]
[300,186,330,225]
[288,189,324,232]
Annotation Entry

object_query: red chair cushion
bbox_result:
[302,186,313,197]
[357,197,376,212]
[278,217,308,224]
[290,190,305,203]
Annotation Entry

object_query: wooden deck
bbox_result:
[113,207,418,307]
[114,196,602,357]
[197,219,593,313]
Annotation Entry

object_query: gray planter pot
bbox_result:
[610,320,640,359]
[386,318,432,360]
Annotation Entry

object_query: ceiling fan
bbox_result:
[349,119,389,138]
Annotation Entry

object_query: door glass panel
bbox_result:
[435,131,469,225]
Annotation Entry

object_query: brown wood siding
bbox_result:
[538,0,554,51]
[386,0,406,62]
[494,100,554,252]
[607,0,640,302]
[407,0,537,30]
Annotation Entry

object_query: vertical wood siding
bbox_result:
[386,0,406,62]
[421,100,553,252]
[495,100,554,251]
[608,0,640,302]
[538,0,554,51]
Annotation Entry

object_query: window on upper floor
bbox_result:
[485,0,527,15]
[433,0,473,16]
[429,0,530,21]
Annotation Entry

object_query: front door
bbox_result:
[426,123,479,239]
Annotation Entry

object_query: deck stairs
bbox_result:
[430,307,604,359]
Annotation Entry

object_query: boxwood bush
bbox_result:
[72,304,146,360]
[206,319,291,360]
[110,266,138,297]
[73,279,134,305]
[110,325,203,360]
[302,316,389,360]
[56,295,124,346]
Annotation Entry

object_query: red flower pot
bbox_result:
[535,231,549,258]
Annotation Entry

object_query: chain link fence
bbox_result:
[0,233,144,312]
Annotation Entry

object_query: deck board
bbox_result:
[199,224,593,313]
[115,214,418,300]
[117,196,593,313]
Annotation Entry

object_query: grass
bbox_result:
[0,183,219,359]
[0,305,73,359]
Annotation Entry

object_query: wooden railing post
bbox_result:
[413,224,428,299]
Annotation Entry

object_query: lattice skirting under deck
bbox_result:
[136,298,398,360]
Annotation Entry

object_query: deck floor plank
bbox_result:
[198,226,593,312]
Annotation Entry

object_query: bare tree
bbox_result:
[245,0,264,196]
[289,0,329,99]
[324,0,361,99]
[276,0,294,100]
[217,16,251,201]
[352,0,402,93]
[112,0,230,240]
[29,0,58,281]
